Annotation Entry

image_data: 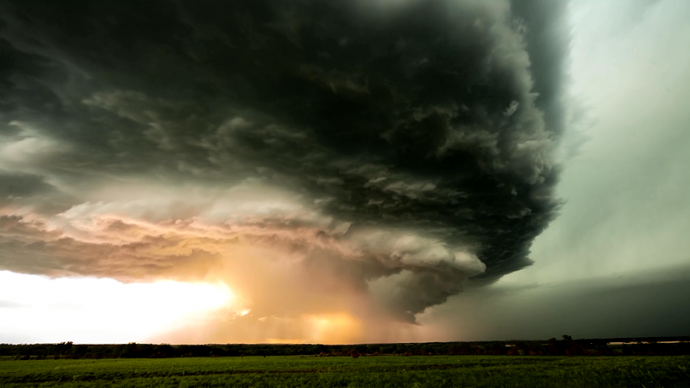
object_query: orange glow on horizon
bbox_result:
[266,338,308,344]
[305,313,363,344]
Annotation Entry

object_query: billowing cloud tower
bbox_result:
[0,0,568,339]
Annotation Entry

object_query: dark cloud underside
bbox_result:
[0,0,568,321]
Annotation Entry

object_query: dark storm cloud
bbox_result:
[0,0,568,321]
[0,173,54,198]
[511,0,569,136]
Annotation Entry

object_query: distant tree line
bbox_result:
[2,336,689,360]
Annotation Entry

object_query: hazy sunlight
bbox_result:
[0,271,234,343]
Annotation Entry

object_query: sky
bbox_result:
[0,0,688,344]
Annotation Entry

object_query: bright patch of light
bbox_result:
[267,338,306,344]
[305,313,361,344]
[0,271,234,343]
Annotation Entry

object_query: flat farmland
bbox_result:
[1,355,689,387]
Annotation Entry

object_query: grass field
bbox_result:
[1,355,689,387]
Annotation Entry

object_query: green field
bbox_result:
[1,355,689,387]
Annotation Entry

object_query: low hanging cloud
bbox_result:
[0,0,568,332]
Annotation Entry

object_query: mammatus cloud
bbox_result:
[0,0,568,335]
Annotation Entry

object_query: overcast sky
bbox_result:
[1,0,688,344]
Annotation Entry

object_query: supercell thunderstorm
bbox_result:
[0,0,567,327]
